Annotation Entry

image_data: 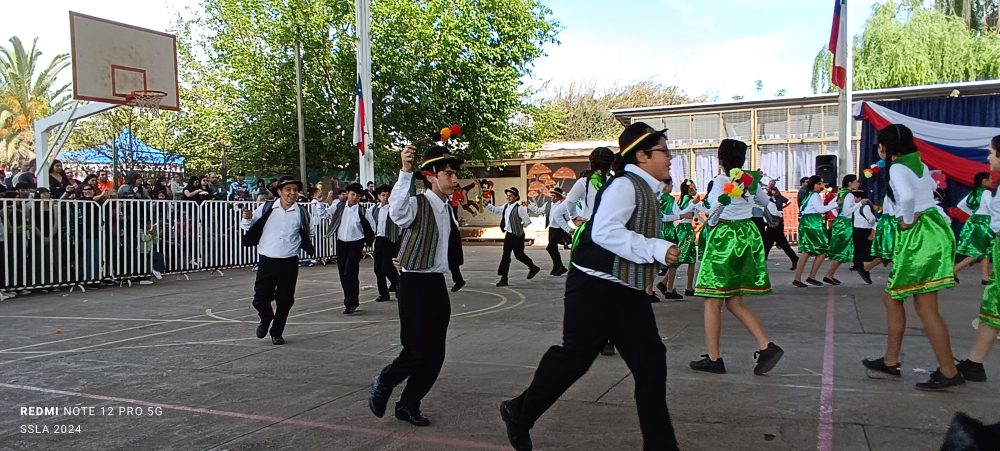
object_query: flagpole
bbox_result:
[356,0,374,184]
[837,0,853,179]
[295,40,307,184]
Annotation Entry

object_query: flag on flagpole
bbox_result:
[352,74,366,155]
[829,0,847,89]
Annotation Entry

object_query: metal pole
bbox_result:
[837,0,853,179]
[294,40,308,184]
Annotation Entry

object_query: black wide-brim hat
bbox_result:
[344,182,366,195]
[618,121,668,157]
[374,184,391,196]
[271,176,303,195]
[550,187,565,198]
[419,145,464,172]
[504,186,520,199]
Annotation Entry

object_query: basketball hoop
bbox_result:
[125,89,167,117]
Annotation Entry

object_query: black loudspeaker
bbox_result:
[816,155,838,187]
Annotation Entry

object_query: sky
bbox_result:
[5,0,883,102]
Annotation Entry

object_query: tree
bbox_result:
[537,80,700,141]
[0,37,71,166]
[175,0,559,178]
[811,0,1000,93]
[935,0,999,33]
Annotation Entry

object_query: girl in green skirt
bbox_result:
[655,180,678,301]
[822,175,865,285]
[695,181,713,262]
[658,179,699,299]
[953,171,994,284]
[863,144,896,277]
[955,135,1000,383]
[690,139,783,376]
[793,176,838,287]
[861,123,963,391]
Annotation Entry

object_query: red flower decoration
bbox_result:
[450,124,462,137]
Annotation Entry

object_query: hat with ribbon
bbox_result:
[618,121,668,158]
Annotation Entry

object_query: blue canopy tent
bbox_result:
[61,129,185,174]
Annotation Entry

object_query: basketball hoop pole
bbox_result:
[34,102,119,189]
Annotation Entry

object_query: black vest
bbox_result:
[242,201,315,256]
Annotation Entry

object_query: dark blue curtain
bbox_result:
[859,94,1000,212]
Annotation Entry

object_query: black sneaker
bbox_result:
[956,359,987,382]
[656,281,669,296]
[858,269,873,285]
[915,369,965,391]
[527,266,541,280]
[649,293,661,303]
[665,290,683,300]
[368,375,393,418]
[806,277,824,286]
[451,280,466,292]
[499,400,532,451]
[600,343,616,356]
[496,278,509,287]
[792,280,808,288]
[684,289,695,297]
[689,354,727,374]
[822,277,842,286]
[862,357,901,376]
[753,342,784,375]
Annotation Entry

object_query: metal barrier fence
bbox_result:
[1,199,368,293]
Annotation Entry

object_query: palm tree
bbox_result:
[0,36,71,166]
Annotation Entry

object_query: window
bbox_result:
[669,151,691,193]
[692,113,720,145]
[790,143,820,185]
[695,151,719,193]
[664,115,690,147]
[722,111,752,142]
[789,107,822,139]
[757,109,788,141]
[759,144,788,191]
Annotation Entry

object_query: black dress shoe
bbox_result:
[858,269,873,285]
[806,277,824,286]
[496,278,509,287]
[255,324,267,339]
[271,336,285,345]
[343,306,356,314]
[368,375,393,418]
[375,295,389,302]
[499,400,533,451]
[527,266,541,280]
[394,404,430,426]
[451,280,466,292]
[554,266,568,276]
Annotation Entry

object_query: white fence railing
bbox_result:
[1,199,367,292]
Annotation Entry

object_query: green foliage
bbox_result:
[811,0,1000,92]
[0,36,71,166]
[175,0,558,179]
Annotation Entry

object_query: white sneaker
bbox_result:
[139,280,154,285]
[151,270,163,280]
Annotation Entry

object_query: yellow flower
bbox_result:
[729,168,744,181]
[730,185,744,198]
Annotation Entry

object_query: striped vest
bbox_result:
[323,202,347,238]
[501,204,525,237]
[396,195,463,270]
[371,203,401,242]
[571,172,660,291]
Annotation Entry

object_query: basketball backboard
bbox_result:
[69,11,180,111]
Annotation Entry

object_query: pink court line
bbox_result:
[816,290,836,451]
[0,383,508,450]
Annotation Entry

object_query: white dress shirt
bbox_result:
[675,199,696,224]
[548,200,572,232]
[565,176,601,221]
[368,202,392,237]
[882,197,895,217]
[661,195,680,223]
[800,192,838,215]
[705,173,770,225]
[888,162,945,225]
[315,199,366,242]
[854,203,877,228]
[485,201,531,233]
[839,192,859,218]
[574,164,675,286]
[957,189,993,216]
[988,189,1000,233]
[389,171,455,274]
[240,201,303,259]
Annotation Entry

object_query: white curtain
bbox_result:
[695,152,719,192]
[669,153,690,193]
[759,150,787,191]
[790,144,818,186]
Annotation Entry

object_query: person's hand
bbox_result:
[242,208,253,220]
[898,212,920,230]
[392,258,403,271]
[680,213,694,219]
[401,145,416,173]
[664,246,680,265]
[572,217,586,227]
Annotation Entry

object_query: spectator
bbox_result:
[138,223,165,285]
[15,182,34,199]
[182,176,211,202]
[209,174,227,200]
[229,172,252,201]
[117,173,150,199]
[169,173,186,199]
[97,170,115,193]
[363,181,377,202]
[11,158,36,187]
[48,159,73,198]
[254,178,271,200]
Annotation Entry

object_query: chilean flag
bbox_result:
[829,0,847,89]
[352,74,366,155]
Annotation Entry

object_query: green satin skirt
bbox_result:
[981,233,1000,330]
[797,213,828,255]
[694,219,771,298]
[956,214,995,259]
[660,222,676,242]
[826,216,854,263]
[886,209,956,300]
[670,223,697,267]
[697,225,710,261]
[871,215,896,261]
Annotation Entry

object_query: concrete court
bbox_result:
[0,245,997,451]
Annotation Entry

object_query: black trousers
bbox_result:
[751,217,767,242]
[509,270,678,451]
[764,221,797,264]
[546,227,569,270]
[498,232,535,277]
[252,255,299,338]
[336,239,365,308]
[378,272,451,410]
[853,227,874,268]
[373,237,400,297]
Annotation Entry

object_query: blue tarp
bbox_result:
[61,129,185,166]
